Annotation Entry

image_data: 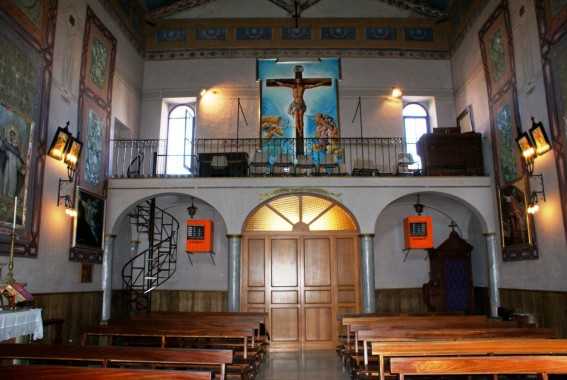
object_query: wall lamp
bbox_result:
[516,117,552,175]
[187,197,198,218]
[391,87,403,98]
[515,117,551,214]
[48,121,83,216]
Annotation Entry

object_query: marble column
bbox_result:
[227,234,242,312]
[484,232,500,318]
[359,233,376,313]
[101,234,117,322]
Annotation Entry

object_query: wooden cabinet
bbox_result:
[417,132,484,176]
[423,231,474,314]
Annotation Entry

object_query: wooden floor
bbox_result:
[255,350,350,380]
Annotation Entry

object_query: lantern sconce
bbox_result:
[187,197,198,219]
[48,121,83,216]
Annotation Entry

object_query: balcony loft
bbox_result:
[111,134,485,179]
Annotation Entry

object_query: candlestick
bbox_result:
[4,196,17,284]
[12,196,17,229]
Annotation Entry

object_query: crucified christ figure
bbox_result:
[267,66,331,154]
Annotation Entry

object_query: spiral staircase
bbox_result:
[122,199,179,315]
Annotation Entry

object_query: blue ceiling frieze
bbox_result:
[196,28,227,40]
[366,27,397,40]
[404,28,434,42]
[236,28,272,40]
[156,29,188,43]
[321,27,356,40]
[282,27,312,40]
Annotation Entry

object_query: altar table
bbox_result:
[0,309,43,341]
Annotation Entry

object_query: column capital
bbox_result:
[358,233,375,238]
[483,232,497,237]
[104,234,117,238]
[130,240,141,244]
[227,234,243,239]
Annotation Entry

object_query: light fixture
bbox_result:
[48,122,72,160]
[527,173,546,214]
[529,117,551,156]
[413,194,424,216]
[187,197,198,219]
[391,87,402,98]
[516,117,553,175]
[199,88,208,97]
[49,122,83,216]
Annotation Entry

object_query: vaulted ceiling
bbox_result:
[142,0,451,20]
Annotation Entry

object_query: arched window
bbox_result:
[166,104,195,175]
[403,103,429,169]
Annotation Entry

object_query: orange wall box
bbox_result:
[186,220,214,253]
[403,216,433,249]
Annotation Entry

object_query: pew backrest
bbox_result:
[371,339,567,380]
[390,355,567,380]
[0,364,213,380]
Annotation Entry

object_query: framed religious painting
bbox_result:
[0,0,50,47]
[490,88,523,186]
[257,58,341,158]
[81,7,117,105]
[479,0,514,99]
[498,177,538,261]
[457,105,475,133]
[70,187,105,264]
[77,94,109,198]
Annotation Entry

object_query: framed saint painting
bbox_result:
[70,187,105,264]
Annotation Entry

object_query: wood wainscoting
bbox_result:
[33,291,103,345]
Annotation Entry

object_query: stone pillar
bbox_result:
[484,232,500,318]
[359,233,376,313]
[227,234,242,312]
[101,234,117,322]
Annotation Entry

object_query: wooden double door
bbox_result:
[241,232,360,350]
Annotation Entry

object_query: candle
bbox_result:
[12,196,17,229]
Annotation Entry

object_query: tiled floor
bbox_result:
[255,350,351,380]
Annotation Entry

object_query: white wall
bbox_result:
[17,0,145,294]
[451,0,567,291]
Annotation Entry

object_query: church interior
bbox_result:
[1,0,567,378]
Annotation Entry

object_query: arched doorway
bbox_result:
[241,193,361,350]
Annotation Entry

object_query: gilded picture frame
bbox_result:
[498,177,538,260]
[457,105,475,133]
[70,187,105,264]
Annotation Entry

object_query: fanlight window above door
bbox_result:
[244,194,357,232]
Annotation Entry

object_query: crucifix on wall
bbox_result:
[266,66,332,155]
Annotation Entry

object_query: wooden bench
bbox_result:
[0,343,232,380]
[0,364,213,380]
[367,338,567,380]
[390,355,567,380]
[338,315,490,368]
[81,325,258,379]
[352,327,557,380]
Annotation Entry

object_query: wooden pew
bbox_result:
[81,325,257,379]
[390,355,567,380]
[0,343,232,380]
[349,326,558,379]
[355,326,557,373]
[368,338,567,380]
[0,364,213,380]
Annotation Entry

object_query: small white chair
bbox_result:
[210,155,228,176]
[352,158,379,176]
[294,155,316,176]
[272,153,294,176]
[249,151,271,176]
[397,153,416,175]
[317,154,341,176]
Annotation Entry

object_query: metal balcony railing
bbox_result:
[111,137,419,178]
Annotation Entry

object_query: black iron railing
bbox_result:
[111,137,419,178]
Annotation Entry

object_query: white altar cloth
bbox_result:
[0,308,43,341]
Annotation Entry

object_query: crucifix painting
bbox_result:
[258,59,340,157]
